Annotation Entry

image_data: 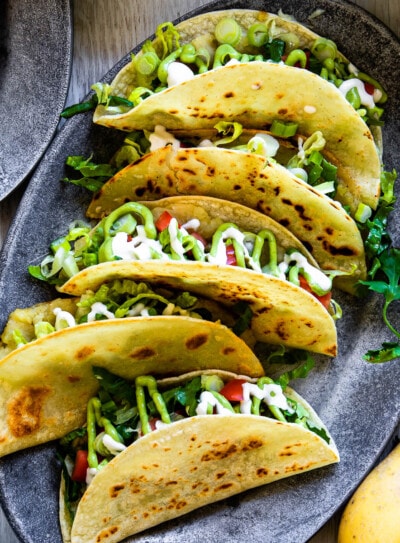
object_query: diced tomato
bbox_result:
[298,275,332,310]
[190,231,207,247]
[219,379,247,402]
[364,82,375,95]
[225,244,237,266]
[155,210,175,232]
[138,417,160,437]
[71,449,89,482]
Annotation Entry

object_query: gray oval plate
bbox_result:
[0,1,399,542]
[0,0,72,201]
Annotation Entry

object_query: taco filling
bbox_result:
[30,198,334,307]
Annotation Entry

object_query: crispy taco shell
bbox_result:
[61,370,339,543]
[0,317,263,458]
[87,144,366,293]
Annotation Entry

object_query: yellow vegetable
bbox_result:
[338,442,400,542]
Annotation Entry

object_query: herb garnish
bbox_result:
[358,170,400,362]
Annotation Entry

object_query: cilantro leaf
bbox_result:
[359,248,400,361]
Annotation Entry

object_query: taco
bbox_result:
[0,290,264,458]
[58,368,339,543]
[86,125,367,293]
[29,196,338,356]
[89,9,383,211]
[0,279,259,357]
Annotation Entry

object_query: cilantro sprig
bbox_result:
[358,169,400,363]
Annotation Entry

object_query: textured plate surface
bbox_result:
[0,0,72,200]
[0,1,399,542]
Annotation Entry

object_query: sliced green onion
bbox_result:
[284,49,307,68]
[135,51,160,75]
[128,87,154,106]
[311,37,337,61]
[355,202,372,223]
[346,87,361,109]
[214,17,242,46]
[247,23,269,47]
[212,44,242,68]
[313,181,336,194]
[180,43,197,64]
[270,119,298,137]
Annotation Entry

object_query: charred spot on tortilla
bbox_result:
[322,241,358,257]
[134,186,147,197]
[215,483,234,492]
[243,439,263,451]
[274,187,280,196]
[254,305,272,315]
[201,443,238,462]
[294,204,312,221]
[67,375,81,383]
[256,201,272,214]
[279,219,290,228]
[185,333,209,350]
[177,155,188,161]
[130,346,156,359]
[326,227,334,236]
[75,345,96,360]
[257,467,269,477]
[182,168,197,176]
[275,322,290,341]
[98,526,119,539]
[8,386,51,438]
[233,184,242,190]
[224,91,235,98]
[222,346,236,356]
[278,108,288,115]
[110,483,125,498]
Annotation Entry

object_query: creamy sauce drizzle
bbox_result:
[339,78,375,109]
[167,61,194,87]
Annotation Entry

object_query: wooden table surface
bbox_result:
[0,1,399,541]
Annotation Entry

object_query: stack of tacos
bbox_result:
[1,6,390,543]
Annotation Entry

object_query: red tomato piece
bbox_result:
[364,82,375,95]
[298,275,332,310]
[219,379,247,402]
[155,211,175,232]
[225,244,237,265]
[71,449,89,482]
